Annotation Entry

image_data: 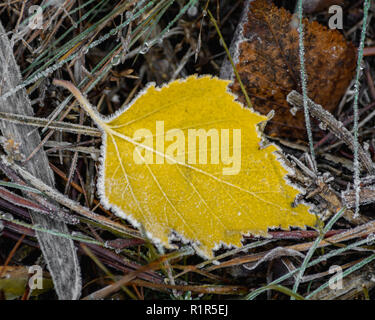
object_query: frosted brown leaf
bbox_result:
[230,0,356,141]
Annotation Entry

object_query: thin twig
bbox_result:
[297,0,316,169]
[287,90,375,174]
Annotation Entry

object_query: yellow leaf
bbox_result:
[54,75,316,258]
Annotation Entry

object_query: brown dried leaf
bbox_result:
[230,0,356,141]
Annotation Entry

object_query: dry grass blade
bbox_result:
[0,112,101,137]
[0,156,140,239]
[82,248,194,300]
[207,220,375,271]
[0,20,81,299]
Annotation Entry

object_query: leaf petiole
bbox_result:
[53,79,111,133]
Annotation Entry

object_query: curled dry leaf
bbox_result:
[230,0,356,141]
